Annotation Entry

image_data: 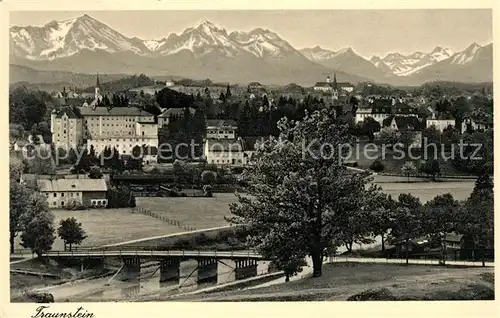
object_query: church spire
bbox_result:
[96,73,100,88]
[333,72,338,90]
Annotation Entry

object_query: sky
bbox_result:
[9,10,492,59]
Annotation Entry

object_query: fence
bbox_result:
[131,207,197,232]
[325,255,494,267]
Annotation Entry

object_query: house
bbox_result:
[338,82,355,93]
[384,116,425,148]
[248,82,263,90]
[157,107,196,128]
[461,117,493,133]
[206,119,238,140]
[203,138,248,166]
[426,117,456,132]
[37,178,108,209]
[355,105,392,124]
[392,233,464,261]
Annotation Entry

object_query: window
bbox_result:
[53,193,57,197]
[61,193,65,197]
[61,201,65,206]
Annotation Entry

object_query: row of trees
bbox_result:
[227,107,494,280]
[9,179,87,256]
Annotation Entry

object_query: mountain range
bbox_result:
[9,14,493,86]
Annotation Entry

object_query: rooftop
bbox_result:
[206,119,238,128]
[79,106,154,117]
[158,107,196,118]
[37,178,108,192]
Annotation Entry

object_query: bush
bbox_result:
[65,201,85,211]
[369,160,385,172]
[201,170,217,185]
[203,185,213,197]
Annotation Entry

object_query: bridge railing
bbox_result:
[41,249,262,258]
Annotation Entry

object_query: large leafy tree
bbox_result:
[390,193,423,264]
[9,180,32,254]
[456,172,494,266]
[361,117,381,142]
[20,193,55,258]
[57,217,88,251]
[369,194,396,252]
[423,194,460,264]
[227,107,381,278]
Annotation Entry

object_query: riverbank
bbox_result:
[169,262,494,301]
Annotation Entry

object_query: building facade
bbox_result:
[206,119,238,140]
[79,107,155,139]
[50,107,84,149]
[37,178,108,209]
[426,119,455,132]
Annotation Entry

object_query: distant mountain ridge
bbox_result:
[9,14,492,85]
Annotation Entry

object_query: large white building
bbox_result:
[204,139,248,165]
[203,120,251,166]
[37,178,108,209]
[51,107,84,149]
[206,119,238,140]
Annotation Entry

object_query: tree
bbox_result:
[361,117,381,142]
[201,170,217,185]
[9,180,32,254]
[400,161,417,183]
[397,130,417,150]
[390,194,422,264]
[419,159,441,181]
[27,147,55,175]
[107,185,136,208]
[422,126,441,147]
[227,108,382,278]
[450,97,471,127]
[88,166,103,179]
[10,156,25,181]
[422,194,459,265]
[378,127,397,145]
[369,159,384,172]
[370,194,396,252]
[20,193,55,258]
[9,123,26,149]
[57,217,87,251]
[456,172,493,266]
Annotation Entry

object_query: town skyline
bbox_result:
[9,9,492,59]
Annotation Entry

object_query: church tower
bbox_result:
[95,73,101,99]
[332,72,339,100]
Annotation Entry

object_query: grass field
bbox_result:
[14,208,184,251]
[135,193,237,230]
[135,182,474,230]
[12,181,474,253]
[172,262,494,301]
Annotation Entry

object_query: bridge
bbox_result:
[42,249,263,260]
[39,248,270,292]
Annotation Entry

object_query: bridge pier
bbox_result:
[257,261,270,275]
[179,259,198,291]
[160,259,180,283]
[217,259,236,285]
[198,259,218,284]
[120,257,141,281]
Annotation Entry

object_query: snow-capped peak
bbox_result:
[450,42,483,65]
[371,46,455,76]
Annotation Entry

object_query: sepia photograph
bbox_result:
[5,4,494,306]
